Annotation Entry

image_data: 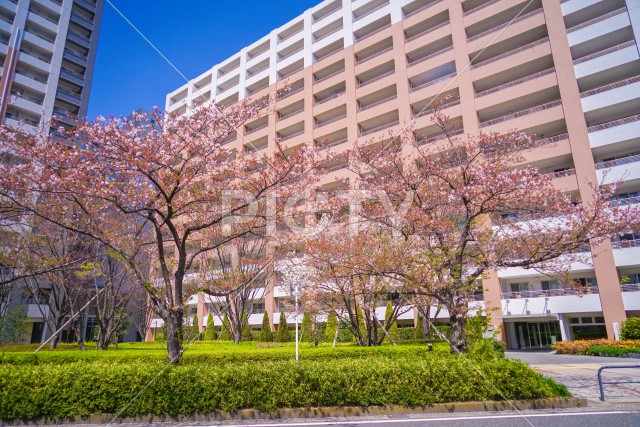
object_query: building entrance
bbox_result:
[513,321,561,349]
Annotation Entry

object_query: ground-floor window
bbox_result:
[568,316,606,340]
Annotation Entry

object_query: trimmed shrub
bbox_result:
[621,317,640,340]
[259,312,273,342]
[325,314,338,343]
[301,313,313,343]
[397,328,416,341]
[204,314,216,341]
[415,318,424,340]
[553,339,640,355]
[586,345,640,358]
[219,314,232,341]
[385,302,397,343]
[190,314,200,341]
[241,313,252,342]
[0,355,570,419]
[276,312,290,343]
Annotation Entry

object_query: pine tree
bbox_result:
[325,313,338,343]
[357,308,367,345]
[204,313,216,340]
[260,311,273,342]
[220,313,232,341]
[415,315,424,340]
[301,312,313,342]
[241,312,253,341]
[190,313,200,341]
[385,301,397,342]
[276,311,290,342]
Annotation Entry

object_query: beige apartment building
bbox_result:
[158,0,640,349]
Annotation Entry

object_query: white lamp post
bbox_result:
[289,282,299,361]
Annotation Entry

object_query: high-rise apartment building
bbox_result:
[161,0,640,349]
[0,0,104,131]
[0,0,104,344]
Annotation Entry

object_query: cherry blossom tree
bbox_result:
[348,107,640,353]
[0,99,317,363]
[300,234,412,346]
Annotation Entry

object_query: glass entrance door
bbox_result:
[514,321,561,349]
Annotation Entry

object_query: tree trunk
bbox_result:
[74,320,86,351]
[165,312,183,364]
[448,311,467,354]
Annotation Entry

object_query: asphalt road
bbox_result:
[199,410,640,426]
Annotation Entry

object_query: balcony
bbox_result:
[357,69,394,89]
[471,37,548,70]
[544,168,576,180]
[358,94,397,112]
[588,114,640,150]
[360,119,399,137]
[611,195,640,207]
[479,99,562,128]
[475,68,555,98]
[467,8,542,42]
[405,20,450,43]
[66,29,91,48]
[567,7,630,48]
[355,45,393,66]
[56,88,82,105]
[70,12,93,30]
[464,0,501,16]
[315,113,347,129]
[353,0,389,22]
[403,0,443,19]
[595,154,640,185]
[315,66,344,84]
[410,72,455,92]
[501,287,599,299]
[63,48,87,66]
[407,45,453,67]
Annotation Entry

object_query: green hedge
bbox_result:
[0,342,450,366]
[586,345,640,358]
[0,356,569,419]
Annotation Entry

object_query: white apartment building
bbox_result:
[0,0,104,344]
[0,0,104,132]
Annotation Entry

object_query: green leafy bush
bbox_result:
[586,345,640,358]
[396,328,416,341]
[0,354,569,419]
[621,317,640,340]
[553,339,640,355]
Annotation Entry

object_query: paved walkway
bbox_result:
[506,351,640,403]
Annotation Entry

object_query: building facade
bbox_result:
[160,0,640,349]
[0,0,104,344]
[0,0,104,131]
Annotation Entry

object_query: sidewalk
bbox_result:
[506,351,640,405]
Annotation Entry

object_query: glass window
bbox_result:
[572,324,607,340]
[568,317,580,324]
[595,317,605,324]
[580,317,593,324]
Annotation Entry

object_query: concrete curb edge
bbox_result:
[2,398,587,425]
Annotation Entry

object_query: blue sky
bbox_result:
[87,0,320,119]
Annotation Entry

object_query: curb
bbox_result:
[2,398,587,425]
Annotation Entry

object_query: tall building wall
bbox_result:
[0,0,104,131]
[160,0,640,348]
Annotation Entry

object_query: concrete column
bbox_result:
[625,0,640,57]
[197,293,205,333]
[542,0,626,339]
